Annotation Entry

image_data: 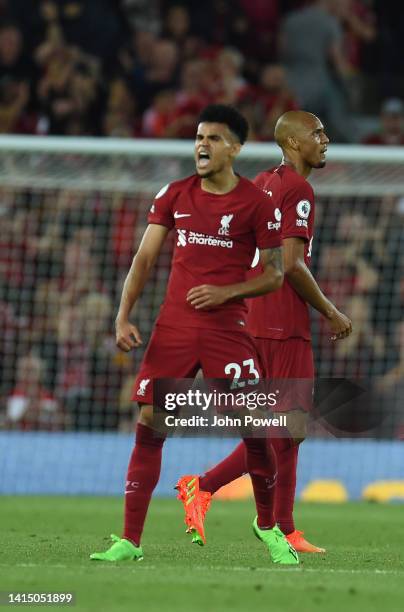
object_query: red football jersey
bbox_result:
[247,164,315,340]
[148,174,281,331]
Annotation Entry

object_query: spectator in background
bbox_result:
[80,292,125,429]
[116,27,157,97]
[0,23,34,133]
[103,78,138,137]
[110,196,138,274]
[0,75,29,133]
[362,98,404,145]
[56,292,123,430]
[29,279,61,390]
[5,353,67,430]
[335,0,377,112]
[373,1,404,98]
[163,4,191,45]
[337,0,377,74]
[175,58,212,107]
[59,233,101,306]
[0,0,8,18]
[279,0,354,142]
[236,94,260,141]
[256,63,298,140]
[120,0,161,34]
[315,210,388,377]
[118,373,137,432]
[377,319,404,438]
[331,294,385,377]
[0,207,38,316]
[130,38,179,112]
[200,0,272,70]
[0,22,33,82]
[54,189,109,245]
[36,41,101,135]
[141,89,176,137]
[11,0,124,64]
[149,58,210,139]
[237,0,279,60]
[216,47,247,104]
[0,298,20,403]
[363,194,404,346]
[162,4,203,61]
[36,228,106,320]
[56,301,90,428]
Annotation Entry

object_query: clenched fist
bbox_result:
[115,318,142,351]
[327,307,352,341]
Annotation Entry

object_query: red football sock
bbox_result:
[123,423,165,546]
[199,442,246,494]
[271,437,299,535]
[243,437,276,529]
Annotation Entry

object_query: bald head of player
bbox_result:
[274,111,329,177]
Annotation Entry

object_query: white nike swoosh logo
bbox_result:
[174,211,191,218]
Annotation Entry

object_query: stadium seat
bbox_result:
[300,480,348,503]
[362,481,404,503]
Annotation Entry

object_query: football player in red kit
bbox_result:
[177,111,352,553]
[90,104,299,564]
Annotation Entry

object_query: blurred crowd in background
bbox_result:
[0,184,403,434]
[0,0,404,143]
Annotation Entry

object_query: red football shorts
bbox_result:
[254,337,314,412]
[132,324,262,404]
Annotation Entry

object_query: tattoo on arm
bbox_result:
[264,246,283,274]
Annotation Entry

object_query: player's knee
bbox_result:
[138,404,154,428]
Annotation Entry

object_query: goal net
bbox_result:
[0,136,403,499]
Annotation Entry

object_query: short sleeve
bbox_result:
[147,183,175,229]
[282,181,314,242]
[252,192,282,250]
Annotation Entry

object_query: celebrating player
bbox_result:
[90,104,299,565]
[176,110,353,553]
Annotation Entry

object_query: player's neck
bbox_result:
[281,156,312,179]
[200,169,239,195]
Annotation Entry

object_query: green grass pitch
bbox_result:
[1,497,403,612]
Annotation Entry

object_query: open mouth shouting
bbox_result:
[197,150,211,170]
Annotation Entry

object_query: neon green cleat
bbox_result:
[189,529,204,546]
[252,518,299,565]
[90,534,143,562]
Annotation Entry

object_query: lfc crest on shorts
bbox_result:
[138,379,150,396]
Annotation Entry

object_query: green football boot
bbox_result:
[90,534,143,562]
[252,518,299,565]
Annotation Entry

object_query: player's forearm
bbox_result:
[116,224,168,321]
[225,267,284,300]
[285,261,335,319]
[116,253,154,321]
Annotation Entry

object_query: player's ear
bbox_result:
[288,136,299,151]
[231,142,242,158]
